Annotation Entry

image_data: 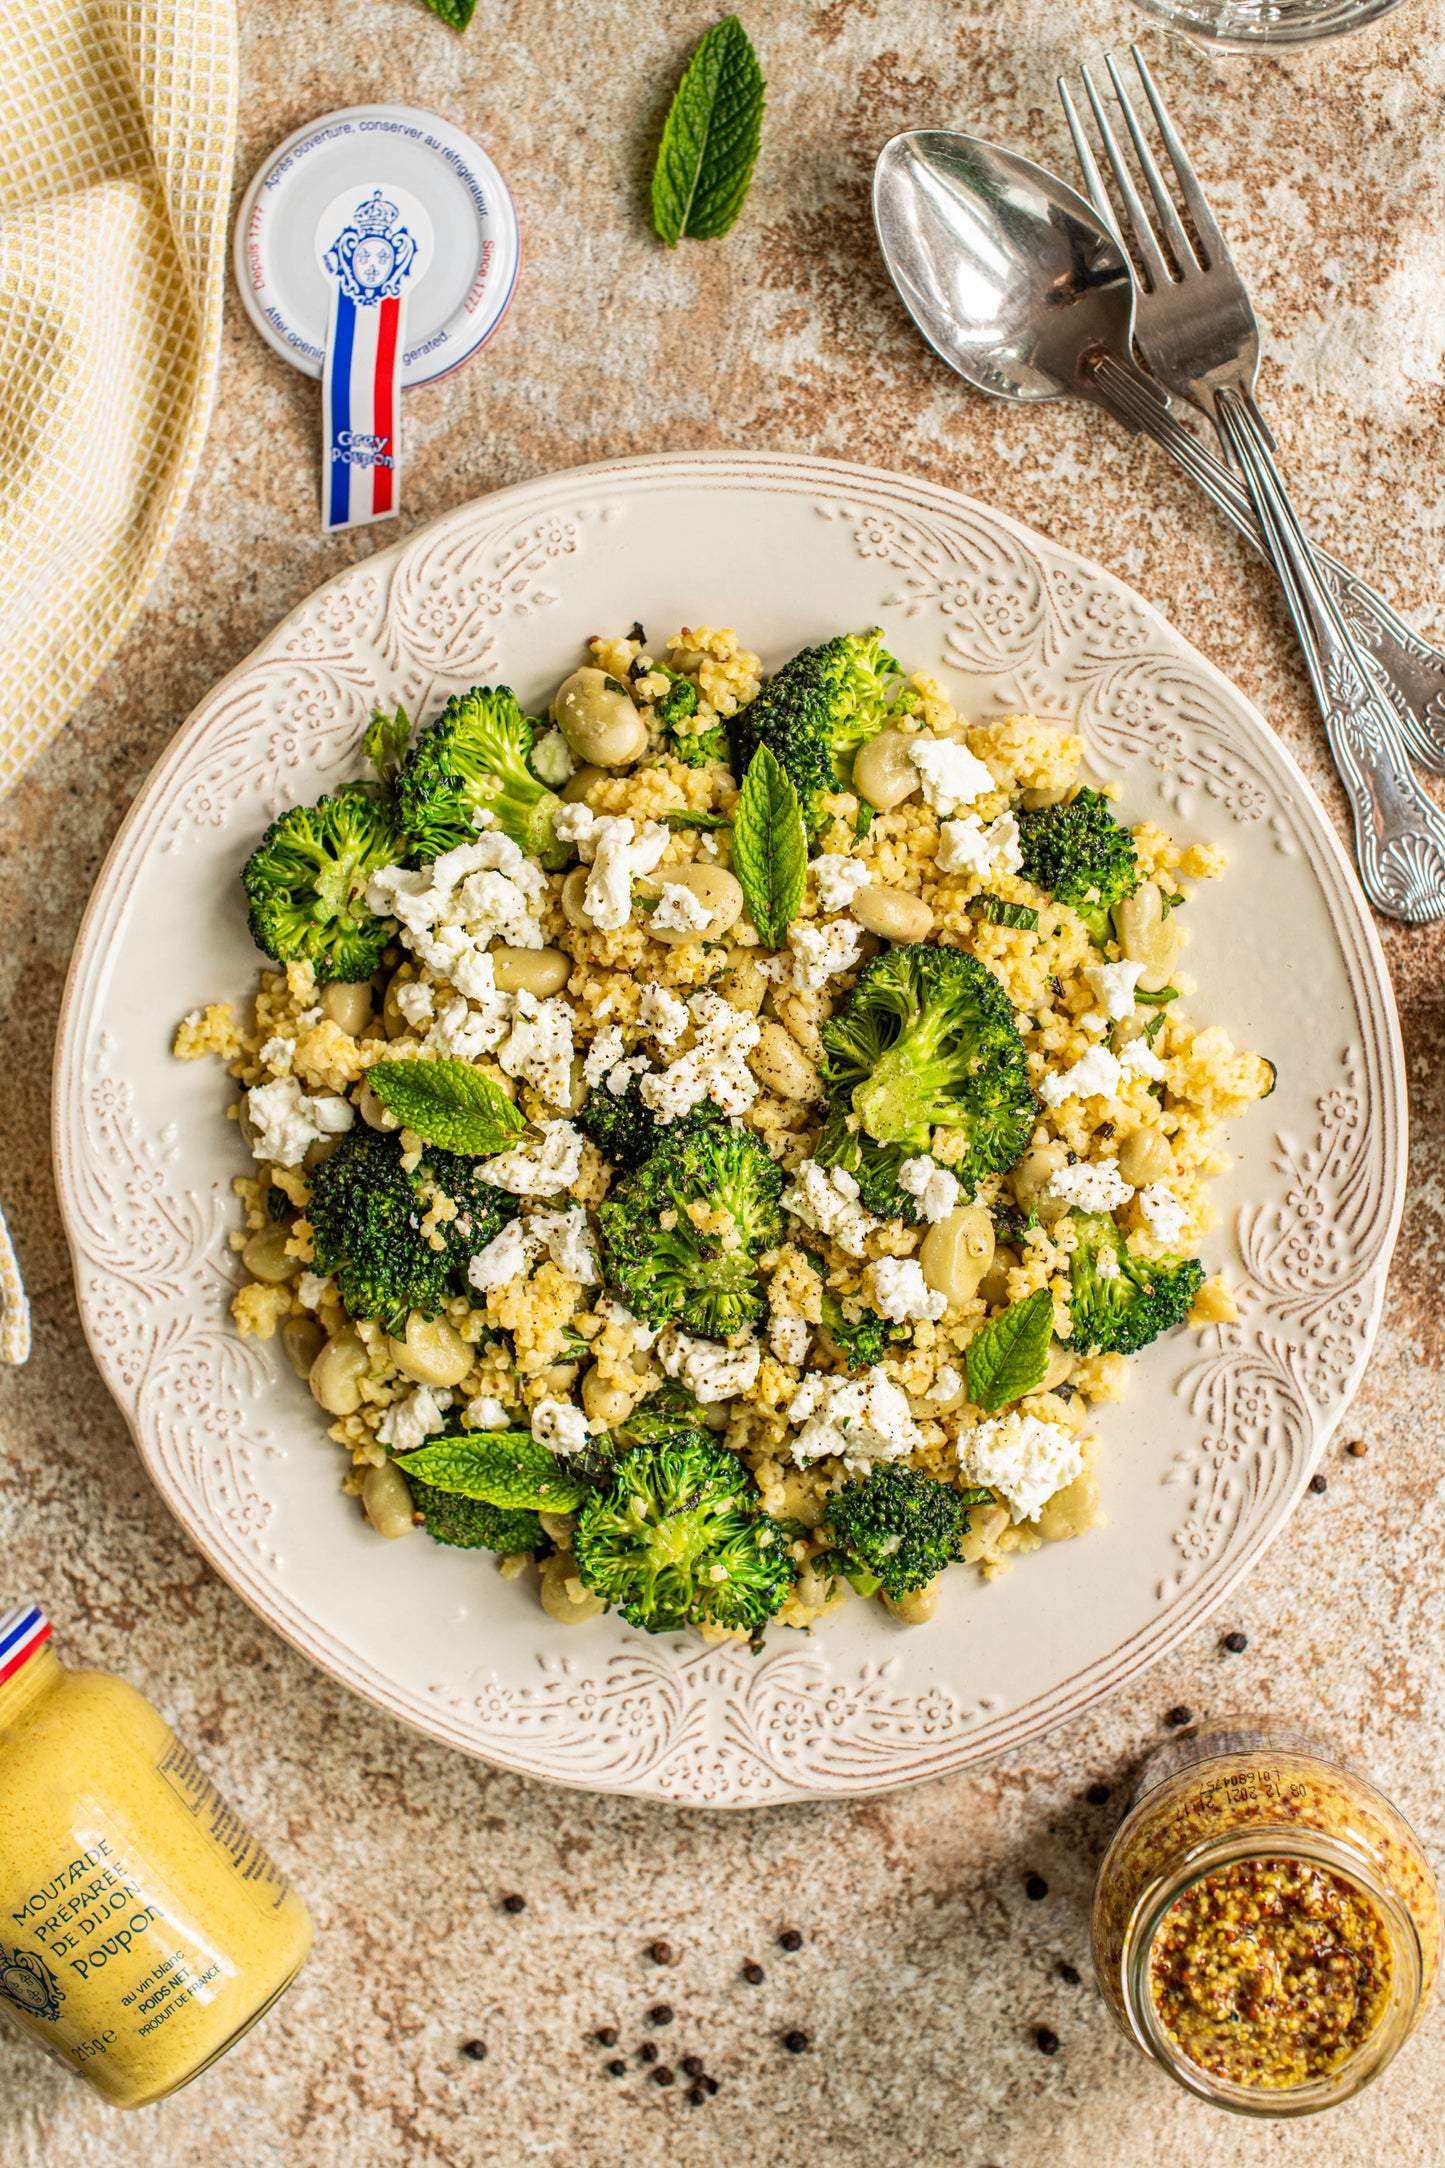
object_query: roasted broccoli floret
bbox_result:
[1017,788,1141,944]
[1066,1210,1203,1357]
[617,1380,713,1449]
[819,1289,905,1369]
[578,1072,725,1173]
[823,1464,990,1601]
[403,1472,544,1554]
[656,676,729,769]
[730,629,912,836]
[396,686,567,868]
[572,1439,791,1635]
[241,785,402,982]
[818,944,1034,1218]
[309,1127,513,1334]
[597,1124,783,1335]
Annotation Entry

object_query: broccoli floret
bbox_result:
[617,1380,713,1450]
[597,1124,782,1335]
[823,1464,990,1601]
[403,1472,543,1554]
[241,785,402,982]
[655,676,729,769]
[730,629,912,836]
[397,686,567,868]
[1066,1210,1203,1356]
[572,1440,791,1635]
[578,1072,725,1173]
[309,1127,513,1334]
[819,1288,905,1369]
[818,944,1034,1217]
[1017,788,1141,944]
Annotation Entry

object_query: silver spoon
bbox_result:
[873,130,1445,923]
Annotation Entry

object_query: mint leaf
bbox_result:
[666,810,733,831]
[965,1286,1055,1413]
[971,894,1039,932]
[732,745,805,947]
[396,1432,587,1513]
[651,16,766,247]
[1134,984,1178,1007]
[367,1059,525,1154]
[422,0,477,26]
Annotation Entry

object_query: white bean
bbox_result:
[539,1552,607,1624]
[281,1316,325,1380]
[385,1312,473,1389]
[882,1577,940,1624]
[957,1502,1009,1563]
[309,1328,369,1415]
[639,863,743,945]
[919,1205,995,1308]
[1119,1123,1174,1187]
[851,885,933,943]
[491,945,570,997]
[581,1364,634,1426]
[852,728,919,811]
[320,980,373,1034]
[555,668,647,767]
[382,965,417,1039]
[1114,882,1180,992]
[560,867,598,931]
[1040,1339,1075,1393]
[1012,1141,1070,1223]
[358,1077,401,1131]
[363,1460,417,1540]
[561,763,603,804]
[241,1225,300,1284]
[1037,1467,1102,1544]
[748,1020,822,1103]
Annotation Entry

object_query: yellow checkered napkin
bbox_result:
[0,0,238,799]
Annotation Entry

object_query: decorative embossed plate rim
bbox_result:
[53,452,1405,1805]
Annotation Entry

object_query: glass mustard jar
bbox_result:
[0,1602,312,2108]
[1092,1719,1441,2118]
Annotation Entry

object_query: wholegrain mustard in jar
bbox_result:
[0,1602,312,2107]
[1092,1719,1441,2118]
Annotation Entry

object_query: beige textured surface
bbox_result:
[3,0,1445,2159]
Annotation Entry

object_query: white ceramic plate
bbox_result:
[53,453,1404,1806]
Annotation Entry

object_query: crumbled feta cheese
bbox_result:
[908,737,996,816]
[659,1328,762,1404]
[1083,957,1146,1021]
[395,979,436,1028]
[870,1256,947,1324]
[423,990,512,1064]
[788,915,863,993]
[244,1076,355,1167]
[532,1397,590,1456]
[553,801,596,846]
[369,834,548,961]
[1118,1036,1168,1082]
[465,1394,512,1431]
[1140,1183,1189,1243]
[297,1005,322,1027]
[650,882,712,934]
[466,1217,546,1293]
[811,853,871,912]
[1039,1043,1123,1108]
[595,1294,659,1352]
[927,1364,963,1404]
[534,1204,600,1284]
[639,988,760,1122]
[1097,1245,1121,1281]
[1046,1157,1132,1213]
[935,810,1022,879]
[639,984,688,1045]
[499,992,575,1105]
[958,1411,1083,1524]
[259,1034,295,1074]
[769,1314,810,1365]
[530,726,574,786]
[779,1158,880,1258]
[297,1272,331,1310]
[377,1385,447,1452]
[582,816,670,931]
[477,1119,585,1197]
[583,1025,626,1087]
[787,1366,924,1470]
[897,1155,960,1223]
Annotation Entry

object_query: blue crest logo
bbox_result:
[0,1942,63,2024]
[324,191,418,307]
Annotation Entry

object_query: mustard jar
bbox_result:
[0,1601,312,2107]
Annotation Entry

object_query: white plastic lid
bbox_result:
[234,104,520,389]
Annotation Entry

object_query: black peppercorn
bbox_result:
[1086,1782,1111,1806]
[648,1939,673,1965]
[681,2055,704,2078]
[607,2059,626,2078]
[1309,1473,1328,1494]
[779,1929,804,1951]
[783,2030,809,2054]
[1347,1439,1368,1458]
[1166,1705,1193,1728]
[702,2074,720,2095]
[595,2027,618,2047]
[1036,2027,1060,2056]
[1058,1962,1081,1986]
[1024,1874,1048,1902]
[649,2004,674,2027]
[500,1893,526,1914]
[688,2085,708,2105]
[1222,1630,1248,1654]
[653,2066,674,2088]
[639,2042,658,2064]
[743,1961,765,1984]
[461,2039,487,2062]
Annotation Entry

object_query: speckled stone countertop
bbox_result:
[4,0,1445,2159]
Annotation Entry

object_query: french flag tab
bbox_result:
[0,1603,51,1685]
[318,187,432,533]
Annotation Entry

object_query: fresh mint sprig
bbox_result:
[651,16,766,248]
[421,0,477,28]
[732,744,806,948]
[367,1058,525,1155]
[397,1431,587,1513]
[965,1286,1055,1413]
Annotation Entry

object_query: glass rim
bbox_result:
[1121,1825,1425,2119]
[1126,0,1410,50]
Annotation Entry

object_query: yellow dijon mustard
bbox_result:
[0,1603,311,2108]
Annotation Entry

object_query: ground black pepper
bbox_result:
[743,1961,765,1984]
[1222,1631,1249,1654]
[779,1929,804,1951]
[501,1893,526,1914]
[1167,1705,1193,1728]
[1036,2028,1060,2056]
[595,2027,618,2047]
[1309,1473,1329,1494]
[1025,1874,1048,1902]
[461,2040,487,2062]
[783,2030,809,2053]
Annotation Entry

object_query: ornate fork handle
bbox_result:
[1212,387,1445,925]
[1092,355,1445,777]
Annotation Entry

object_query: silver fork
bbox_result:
[1062,46,1445,926]
[1058,79,1445,785]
